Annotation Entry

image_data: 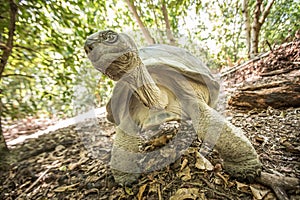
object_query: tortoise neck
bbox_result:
[123,58,167,109]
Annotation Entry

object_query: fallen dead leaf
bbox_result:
[214,177,223,185]
[255,135,266,143]
[195,152,214,171]
[178,166,191,181]
[180,158,188,171]
[84,188,99,195]
[250,185,270,199]
[68,162,80,171]
[53,183,79,192]
[148,182,157,193]
[169,188,200,200]
[236,181,250,193]
[125,186,134,195]
[137,183,148,200]
[85,175,101,183]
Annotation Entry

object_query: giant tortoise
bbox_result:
[84,30,262,185]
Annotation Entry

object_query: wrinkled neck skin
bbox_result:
[121,57,168,110]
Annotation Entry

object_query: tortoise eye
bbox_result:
[102,30,118,44]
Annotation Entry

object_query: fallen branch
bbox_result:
[221,41,297,77]
[239,81,287,91]
[255,172,300,200]
[228,81,300,109]
[261,66,300,76]
[221,52,268,77]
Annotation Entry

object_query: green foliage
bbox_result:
[1,0,114,119]
[0,0,299,121]
[190,0,299,65]
[261,0,300,49]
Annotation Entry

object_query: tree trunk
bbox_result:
[242,0,275,58]
[259,0,275,26]
[251,0,263,57]
[242,0,251,57]
[250,0,275,57]
[0,0,18,158]
[124,0,155,45]
[0,0,18,78]
[0,116,8,152]
[161,0,175,45]
[0,115,8,149]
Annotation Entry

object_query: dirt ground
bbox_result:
[1,106,299,200]
[1,41,299,200]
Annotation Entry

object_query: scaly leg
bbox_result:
[184,81,261,181]
[110,127,142,185]
[191,99,262,181]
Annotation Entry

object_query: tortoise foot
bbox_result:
[112,169,140,186]
[223,158,262,182]
[140,121,181,151]
[159,120,181,132]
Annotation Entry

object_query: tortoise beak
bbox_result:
[84,39,94,55]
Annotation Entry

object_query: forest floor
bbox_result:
[1,41,300,200]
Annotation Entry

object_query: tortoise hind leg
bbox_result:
[189,99,262,181]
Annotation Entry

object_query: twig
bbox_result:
[16,161,60,199]
[266,40,273,52]
[271,186,289,200]
[261,66,300,76]
[221,52,269,77]
[216,172,228,185]
[205,187,235,200]
[0,42,10,50]
[1,73,34,78]
[239,81,288,91]
[15,169,50,199]
[157,183,162,200]
[199,176,215,189]
[161,0,176,45]
[191,177,235,199]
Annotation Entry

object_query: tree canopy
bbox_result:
[0,0,299,122]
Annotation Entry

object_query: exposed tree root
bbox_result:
[256,172,300,200]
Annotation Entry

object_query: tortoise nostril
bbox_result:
[84,44,93,54]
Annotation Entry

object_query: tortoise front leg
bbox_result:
[189,99,262,181]
[110,127,142,185]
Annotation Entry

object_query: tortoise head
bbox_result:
[84,30,139,81]
[85,30,168,110]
